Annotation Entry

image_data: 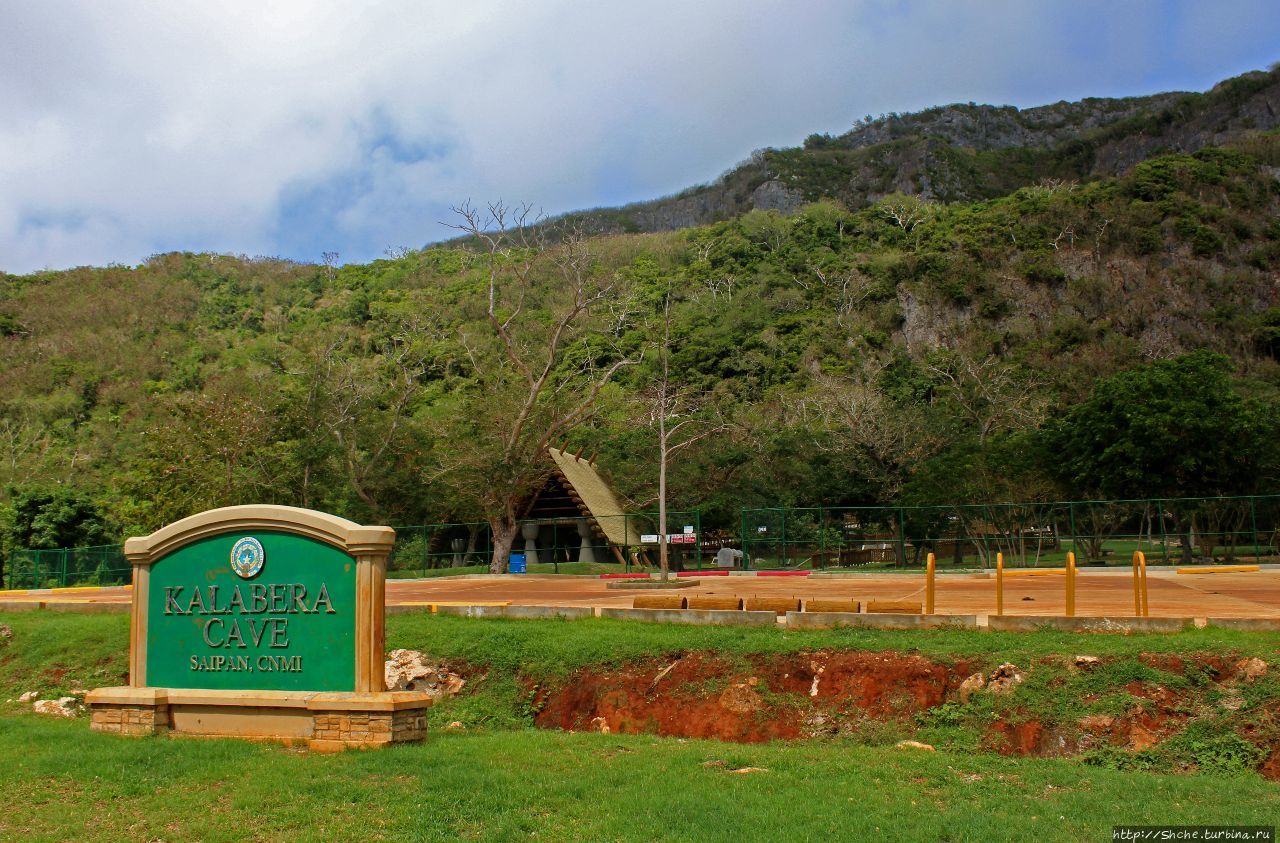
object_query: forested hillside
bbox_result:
[2,90,1280,553]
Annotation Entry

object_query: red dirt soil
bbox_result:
[525,649,1280,779]
[533,651,982,743]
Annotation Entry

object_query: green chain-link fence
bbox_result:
[4,544,130,589]
[387,511,704,577]
[1,512,708,588]
[11,496,1278,587]
[739,495,1280,571]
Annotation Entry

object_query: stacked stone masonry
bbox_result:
[90,704,170,737]
[310,708,427,750]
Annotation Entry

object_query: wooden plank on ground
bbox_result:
[866,600,922,614]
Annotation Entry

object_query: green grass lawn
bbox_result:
[5,609,1280,705]
[2,611,1278,841]
[1,716,1277,842]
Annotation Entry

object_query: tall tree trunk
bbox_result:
[658,433,669,582]
[490,515,518,574]
[657,289,672,583]
[457,522,482,567]
[1181,515,1194,566]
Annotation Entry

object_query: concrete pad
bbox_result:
[1205,617,1280,632]
[785,611,978,630]
[434,605,593,620]
[598,608,777,626]
[43,602,129,614]
[987,615,1192,633]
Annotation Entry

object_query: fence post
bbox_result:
[1065,551,1076,617]
[739,509,748,571]
[427,527,437,580]
[61,548,69,588]
[925,552,936,615]
[996,552,1004,617]
[695,511,702,571]
[1250,496,1260,563]
[1157,501,1169,565]
[779,507,787,570]
[896,507,907,568]
[982,504,993,569]
[818,506,826,568]
[1067,501,1077,564]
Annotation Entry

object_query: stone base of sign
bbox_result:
[90,702,172,736]
[86,686,431,751]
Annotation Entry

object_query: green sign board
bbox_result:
[145,530,357,692]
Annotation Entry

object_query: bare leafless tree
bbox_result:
[440,201,643,572]
[645,290,728,580]
[879,194,935,235]
[806,362,945,500]
[926,352,1048,445]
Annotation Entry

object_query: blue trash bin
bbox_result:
[508,553,527,574]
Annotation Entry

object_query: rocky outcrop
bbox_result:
[749,179,805,213]
[32,697,80,718]
[986,663,1025,696]
[1235,657,1269,682]
[383,649,466,699]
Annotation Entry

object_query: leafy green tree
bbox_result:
[7,486,111,549]
[1044,351,1278,499]
[119,374,291,531]
[1044,351,1280,562]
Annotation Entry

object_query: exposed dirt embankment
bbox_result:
[532,651,980,743]
[523,650,1280,779]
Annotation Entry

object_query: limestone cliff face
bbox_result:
[1088,75,1280,174]
[748,179,805,213]
[829,93,1185,153]
[548,69,1280,237]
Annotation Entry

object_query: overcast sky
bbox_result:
[2,1,1278,274]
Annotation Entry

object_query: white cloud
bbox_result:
[1,0,1275,273]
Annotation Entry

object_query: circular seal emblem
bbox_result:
[230,537,265,579]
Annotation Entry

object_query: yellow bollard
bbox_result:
[1140,553,1149,617]
[925,552,936,615]
[995,551,1004,617]
[1065,551,1076,617]
[1132,551,1144,616]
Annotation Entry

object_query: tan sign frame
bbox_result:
[88,505,430,750]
